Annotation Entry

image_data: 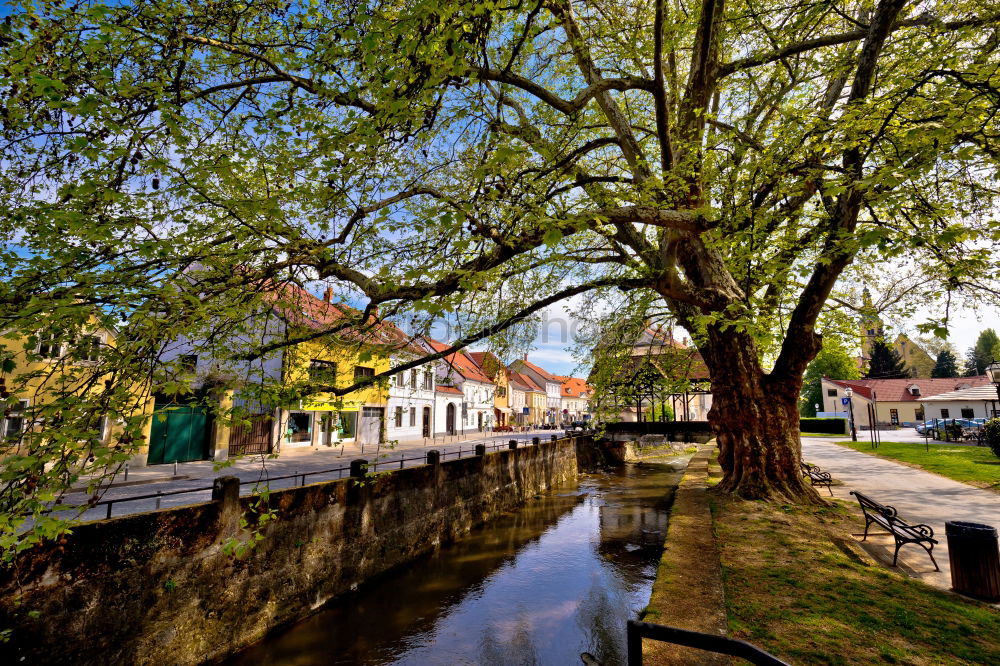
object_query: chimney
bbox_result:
[323,287,333,303]
[523,353,528,361]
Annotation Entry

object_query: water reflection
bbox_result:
[226,460,684,666]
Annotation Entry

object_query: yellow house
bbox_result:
[270,285,391,449]
[508,369,546,425]
[0,314,155,468]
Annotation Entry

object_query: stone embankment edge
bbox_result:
[641,440,729,665]
[0,436,583,665]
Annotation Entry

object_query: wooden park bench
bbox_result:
[850,490,939,570]
[800,462,833,496]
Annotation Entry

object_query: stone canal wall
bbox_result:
[0,436,583,665]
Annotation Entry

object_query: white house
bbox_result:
[434,385,464,436]
[424,339,495,435]
[920,384,1000,421]
[386,338,436,442]
[821,376,990,427]
[559,377,592,422]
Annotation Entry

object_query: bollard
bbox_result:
[532,436,540,446]
[426,449,441,465]
[155,491,162,510]
[551,434,558,442]
[475,444,486,456]
[350,459,368,478]
[123,463,129,482]
[106,502,112,520]
[173,460,178,477]
[211,476,241,508]
[508,439,517,450]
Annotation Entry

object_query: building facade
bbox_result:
[560,377,592,422]
[386,350,435,442]
[424,339,495,434]
[510,357,562,424]
[821,376,990,428]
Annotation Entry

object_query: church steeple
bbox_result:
[859,288,883,359]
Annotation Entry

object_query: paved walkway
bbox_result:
[802,436,1000,595]
[64,430,563,523]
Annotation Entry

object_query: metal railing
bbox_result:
[626,620,789,666]
[65,434,568,520]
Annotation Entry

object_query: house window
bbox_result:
[889,409,899,425]
[2,400,28,440]
[961,408,974,419]
[74,335,102,362]
[497,386,507,398]
[409,407,416,427]
[389,374,396,386]
[394,407,403,427]
[423,370,433,390]
[915,408,924,421]
[410,369,419,388]
[309,360,337,385]
[179,354,198,373]
[940,408,950,418]
[37,332,61,359]
[826,389,837,397]
[354,366,374,379]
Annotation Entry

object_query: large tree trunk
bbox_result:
[700,327,822,503]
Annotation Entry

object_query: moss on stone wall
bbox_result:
[0,437,585,664]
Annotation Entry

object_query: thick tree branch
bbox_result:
[720,12,1000,78]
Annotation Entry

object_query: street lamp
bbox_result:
[986,360,1000,417]
[845,386,858,441]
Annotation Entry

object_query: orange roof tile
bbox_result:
[509,370,545,393]
[517,359,558,382]
[561,377,592,397]
[425,339,493,384]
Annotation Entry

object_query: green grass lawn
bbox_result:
[717,497,1000,664]
[837,440,1000,491]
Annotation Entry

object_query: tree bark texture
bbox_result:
[700,326,822,503]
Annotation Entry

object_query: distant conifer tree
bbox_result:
[866,340,909,379]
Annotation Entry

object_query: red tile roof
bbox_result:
[435,385,463,395]
[825,376,990,401]
[265,282,395,346]
[509,370,545,392]
[516,359,558,382]
[425,339,493,384]
[561,377,592,397]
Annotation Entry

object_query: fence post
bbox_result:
[626,620,643,666]
[426,449,441,465]
[508,439,517,450]
[350,459,368,478]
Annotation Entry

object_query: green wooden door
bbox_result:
[148,404,210,464]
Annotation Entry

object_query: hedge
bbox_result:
[799,417,847,434]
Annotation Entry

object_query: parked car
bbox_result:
[565,421,590,433]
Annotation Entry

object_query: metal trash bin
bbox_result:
[945,521,1000,601]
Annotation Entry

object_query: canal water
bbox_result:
[227,459,686,666]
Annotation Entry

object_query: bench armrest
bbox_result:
[906,523,935,540]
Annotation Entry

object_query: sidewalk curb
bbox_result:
[71,475,189,492]
[642,441,728,665]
